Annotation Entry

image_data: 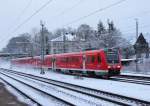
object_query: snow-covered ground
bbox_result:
[122,57,150,75]
[0,79,36,106]
[0,60,150,104]
[0,70,115,106]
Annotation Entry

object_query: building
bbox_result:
[49,34,81,54]
[134,33,149,58]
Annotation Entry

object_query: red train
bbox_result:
[11,48,122,78]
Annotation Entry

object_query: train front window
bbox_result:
[106,53,119,63]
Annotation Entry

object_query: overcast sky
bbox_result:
[0,0,150,50]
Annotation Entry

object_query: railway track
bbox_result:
[55,69,150,86]
[0,71,75,106]
[118,74,150,80]
[0,77,41,106]
[110,74,150,86]
[0,68,150,106]
[0,69,117,106]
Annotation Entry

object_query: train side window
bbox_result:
[61,57,65,62]
[76,58,78,62]
[86,56,91,63]
[72,57,75,62]
[63,58,66,63]
[66,57,68,63]
[74,57,77,63]
[92,56,95,63]
[69,57,72,63]
[97,55,101,63]
[86,56,94,63]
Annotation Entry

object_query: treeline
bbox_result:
[2,20,132,57]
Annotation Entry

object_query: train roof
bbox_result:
[53,49,104,56]
[12,49,108,60]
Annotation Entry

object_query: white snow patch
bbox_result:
[0,60,150,103]
[0,79,36,106]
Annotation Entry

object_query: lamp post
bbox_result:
[40,21,45,74]
[135,18,139,72]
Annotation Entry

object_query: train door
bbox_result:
[97,53,102,69]
[85,54,97,70]
[82,54,86,71]
[52,57,56,71]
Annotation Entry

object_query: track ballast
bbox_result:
[0,68,150,106]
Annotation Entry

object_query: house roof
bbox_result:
[51,34,75,42]
[136,33,147,44]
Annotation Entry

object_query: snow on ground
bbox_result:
[0,79,36,106]
[0,60,150,103]
[0,74,64,106]
[0,71,114,106]
[122,57,150,75]
[122,72,150,77]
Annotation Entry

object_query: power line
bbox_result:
[7,0,33,31]
[17,0,33,21]
[12,0,53,33]
[63,0,127,27]
[0,0,53,50]
[54,0,85,18]
[119,15,150,31]
[114,9,150,31]
[0,0,33,48]
[60,0,150,33]
[122,23,150,35]
[119,10,150,24]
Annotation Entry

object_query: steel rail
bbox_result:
[0,71,74,106]
[0,77,42,106]
[110,75,150,85]
[1,68,150,106]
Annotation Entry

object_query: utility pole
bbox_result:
[40,20,45,74]
[63,33,66,53]
[135,18,139,72]
[30,42,34,57]
[136,19,139,41]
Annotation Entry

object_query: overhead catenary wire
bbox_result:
[17,0,33,21]
[7,0,33,31]
[0,0,53,50]
[113,9,150,33]
[4,0,149,47]
[12,0,53,33]
[4,0,150,36]
[119,14,150,32]
[58,0,150,35]
[63,0,127,27]
[54,0,85,18]
[0,0,33,49]
[122,24,150,35]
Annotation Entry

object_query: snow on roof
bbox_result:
[51,34,75,41]
[121,58,136,61]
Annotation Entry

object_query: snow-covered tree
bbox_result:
[4,33,31,54]
[76,24,96,50]
[76,24,93,41]
[96,20,128,49]
[53,28,67,38]
[97,21,106,36]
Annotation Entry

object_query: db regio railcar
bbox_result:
[11,48,122,78]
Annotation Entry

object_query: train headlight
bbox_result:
[108,66,111,69]
[117,65,121,68]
